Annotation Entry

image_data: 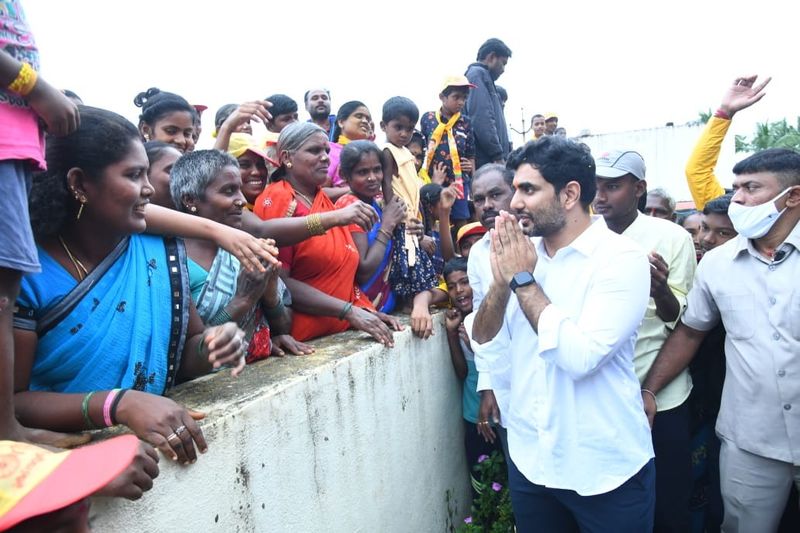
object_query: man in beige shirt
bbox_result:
[594,150,696,533]
[643,148,800,533]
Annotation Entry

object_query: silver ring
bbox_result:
[166,432,180,442]
[175,425,187,436]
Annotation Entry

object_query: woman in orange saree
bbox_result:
[253,122,402,344]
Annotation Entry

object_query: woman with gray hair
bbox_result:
[171,149,313,358]
[254,122,403,344]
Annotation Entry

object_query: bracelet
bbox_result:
[713,108,731,120]
[110,389,129,426]
[378,228,393,240]
[306,213,326,236]
[81,391,99,430]
[209,307,234,326]
[641,388,658,411]
[8,62,38,97]
[375,235,389,246]
[262,299,285,320]
[103,389,121,427]
[338,301,353,320]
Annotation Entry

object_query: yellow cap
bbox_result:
[441,75,476,93]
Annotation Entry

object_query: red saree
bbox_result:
[254,180,374,341]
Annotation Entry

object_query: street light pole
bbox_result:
[510,106,531,144]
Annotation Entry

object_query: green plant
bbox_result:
[736,118,800,153]
[456,452,515,533]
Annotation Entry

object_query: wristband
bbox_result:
[81,391,99,430]
[339,301,353,320]
[8,62,38,97]
[713,108,731,120]
[110,389,129,426]
[209,307,234,326]
[103,388,121,427]
[641,388,658,411]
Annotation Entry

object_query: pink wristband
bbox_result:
[103,389,121,427]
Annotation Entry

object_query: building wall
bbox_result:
[91,318,471,533]
[577,124,737,205]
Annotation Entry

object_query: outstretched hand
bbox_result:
[720,75,771,117]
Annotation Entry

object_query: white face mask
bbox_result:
[727,187,795,239]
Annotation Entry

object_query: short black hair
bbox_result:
[495,85,508,102]
[214,103,238,131]
[443,257,468,279]
[703,192,733,215]
[382,96,419,124]
[476,38,512,61]
[732,148,800,188]
[473,163,514,190]
[303,88,330,103]
[506,136,596,210]
[441,86,470,98]
[266,94,298,117]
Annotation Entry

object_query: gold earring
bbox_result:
[286,162,293,169]
[76,198,86,220]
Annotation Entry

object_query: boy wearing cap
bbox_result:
[594,149,697,533]
[544,113,558,135]
[420,76,476,229]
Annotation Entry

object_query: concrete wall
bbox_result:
[90,316,471,533]
[577,124,737,205]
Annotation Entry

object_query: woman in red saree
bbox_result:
[254,122,402,344]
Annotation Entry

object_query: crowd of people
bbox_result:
[1,1,799,531]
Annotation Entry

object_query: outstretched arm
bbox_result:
[144,204,278,272]
[686,75,771,209]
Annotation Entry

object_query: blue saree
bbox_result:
[14,235,190,394]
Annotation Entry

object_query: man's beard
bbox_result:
[518,199,566,237]
[310,108,330,121]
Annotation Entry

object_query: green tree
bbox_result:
[736,118,800,153]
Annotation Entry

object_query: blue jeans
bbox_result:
[508,456,655,533]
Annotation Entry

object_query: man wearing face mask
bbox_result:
[642,149,800,533]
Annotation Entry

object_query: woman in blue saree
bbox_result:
[13,106,269,465]
[332,141,407,313]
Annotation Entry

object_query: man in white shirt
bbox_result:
[594,150,697,533]
[471,137,655,532]
[643,148,800,533]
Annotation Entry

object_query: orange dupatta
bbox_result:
[253,180,374,341]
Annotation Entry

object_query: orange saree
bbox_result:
[254,180,374,341]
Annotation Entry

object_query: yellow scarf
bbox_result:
[420,111,462,182]
[337,135,352,146]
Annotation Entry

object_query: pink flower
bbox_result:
[464,516,473,524]
[477,455,489,463]
[492,482,502,492]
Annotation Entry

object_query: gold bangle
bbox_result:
[306,213,326,236]
[8,62,38,97]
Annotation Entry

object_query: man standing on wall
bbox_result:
[465,38,512,169]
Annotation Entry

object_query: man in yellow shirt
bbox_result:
[686,75,771,210]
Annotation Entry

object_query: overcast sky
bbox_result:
[24,0,798,149]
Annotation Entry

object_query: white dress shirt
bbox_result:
[465,233,511,426]
[471,216,654,496]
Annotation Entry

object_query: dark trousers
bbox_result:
[652,401,692,533]
[508,456,655,533]
[464,420,502,497]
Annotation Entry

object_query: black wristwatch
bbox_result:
[509,271,536,292]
